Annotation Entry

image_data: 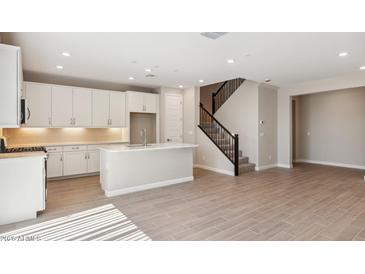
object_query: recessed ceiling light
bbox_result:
[360,66,365,70]
[56,65,63,70]
[62,52,71,57]
[199,80,204,83]
[227,59,235,64]
[145,68,152,72]
[338,52,348,57]
[128,76,134,80]
[178,85,184,88]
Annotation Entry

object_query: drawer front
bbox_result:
[46,146,63,153]
[87,144,102,151]
[63,145,88,152]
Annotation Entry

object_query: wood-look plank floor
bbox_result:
[1,163,365,240]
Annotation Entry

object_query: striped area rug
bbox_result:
[0,204,151,241]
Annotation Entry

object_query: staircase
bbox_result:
[198,103,255,176]
[212,78,245,114]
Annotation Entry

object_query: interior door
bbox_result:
[92,90,110,127]
[52,86,73,127]
[109,91,122,127]
[25,82,52,127]
[164,93,183,142]
[73,88,92,127]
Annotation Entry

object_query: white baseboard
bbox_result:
[255,164,277,171]
[104,176,194,197]
[295,159,365,170]
[277,163,293,169]
[194,164,234,176]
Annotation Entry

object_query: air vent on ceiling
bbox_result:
[200,32,228,40]
[145,74,156,78]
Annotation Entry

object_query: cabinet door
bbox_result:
[120,93,126,127]
[109,91,122,127]
[25,82,52,127]
[52,86,73,127]
[92,90,110,127]
[87,150,100,173]
[47,152,63,178]
[128,92,144,112]
[73,88,92,127]
[144,93,157,113]
[63,151,88,176]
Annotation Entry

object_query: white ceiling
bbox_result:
[8,32,365,88]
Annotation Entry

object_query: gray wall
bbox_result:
[295,87,365,167]
[258,84,278,168]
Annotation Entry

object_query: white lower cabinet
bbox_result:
[47,152,63,178]
[47,145,102,178]
[87,150,100,173]
[63,151,88,176]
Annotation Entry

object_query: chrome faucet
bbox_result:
[140,128,147,147]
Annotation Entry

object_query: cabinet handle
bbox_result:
[27,107,31,120]
[70,118,73,125]
[60,155,63,161]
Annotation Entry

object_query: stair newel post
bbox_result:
[234,134,239,176]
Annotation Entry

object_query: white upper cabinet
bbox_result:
[25,82,52,127]
[93,90,126,128]
[109,91,125,127]
[144,93,158,113]
[127,91,144,112]
[23,82,128,128]
[73,88,92,127]
[52,86,73,127]
[92,90,110,127]
[0,44,22,127]
[127,91,158,113]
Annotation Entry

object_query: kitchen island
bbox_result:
[99,143,198,197]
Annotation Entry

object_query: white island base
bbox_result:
[99,143,198,197]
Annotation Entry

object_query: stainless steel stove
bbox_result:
[5,146,47,153]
